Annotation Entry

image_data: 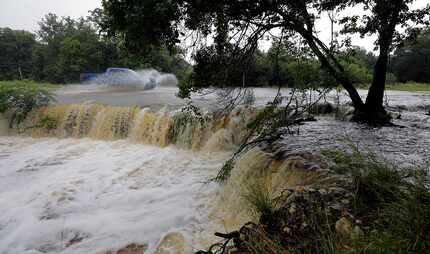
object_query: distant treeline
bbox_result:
[1,13,429,86]
[190,28,430,90]
[0,13,190,84]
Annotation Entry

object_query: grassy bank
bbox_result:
[349,82,430,92]
[0,80,64,90]
[386,82,430,92]
[200,147,430,254]
[0,80,55,127]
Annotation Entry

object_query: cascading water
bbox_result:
[129,108,173,147]
[0,103,258,254]
[20,104,253,151]
[0,136,231,254]
[2,88,430,254]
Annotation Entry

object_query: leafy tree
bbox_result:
[34,14,110,83]
[0,28,36,80]
[392,28,430,83]
[100,0,430,124]
[0,81,53,127]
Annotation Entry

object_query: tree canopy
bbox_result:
[0,28,36,80]
[100,0,430,124]
[392,28,430,83]
[0,13,190,84]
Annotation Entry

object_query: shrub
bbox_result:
[243,178,276,217]
[323,147,430,253]
[0,80,54,127]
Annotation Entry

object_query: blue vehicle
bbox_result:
[80,68,157,90]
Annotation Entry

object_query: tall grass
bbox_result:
[242,178,276,217]
[323,147,430,253]
[234,146,430,254]
[0,80,63,89]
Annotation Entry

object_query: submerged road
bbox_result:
[54,85,430,110]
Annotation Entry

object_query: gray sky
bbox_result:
[0,0,427,53]
[0,0,101,32]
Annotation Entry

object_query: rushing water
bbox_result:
[0,96,254,253]
[1,86,430,253]
[0,137,230,254]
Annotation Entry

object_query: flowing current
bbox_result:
[0,93,254,253]
[1,86,430,253]
[0,137,228,254]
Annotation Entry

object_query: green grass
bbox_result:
[242,178,276,217]
[386,82,430,92]
[0,80,64,90]
[229,146,430,254]
[0,80,55,127]
[356,82,430,92]
[323,147,430,253]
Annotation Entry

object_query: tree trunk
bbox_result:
[352,44,393,125]
[351,49,392,125]
[303,34,365,111]
[365,46,389,112]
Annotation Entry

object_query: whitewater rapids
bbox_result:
[2,86,430,253]
[0,136,230,254]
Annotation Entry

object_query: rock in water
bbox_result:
[155,232,185,254]
[116,243,147,254]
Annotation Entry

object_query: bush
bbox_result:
[0,80,54,127]
[323,147,430,253]
[209,147,430,254]
[243,179,276,217]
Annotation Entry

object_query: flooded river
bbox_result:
[0,85,429,253]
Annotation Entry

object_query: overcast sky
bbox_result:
[0,0,101,32]
[0,0,427,53]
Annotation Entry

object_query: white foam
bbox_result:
[0,137,229,254]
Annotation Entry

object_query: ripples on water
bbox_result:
[283,111,430,166]
[0,137,229,254]
[1,88,429,253]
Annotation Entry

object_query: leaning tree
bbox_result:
[99,0,429,124]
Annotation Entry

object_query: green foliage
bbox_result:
[177,40,374,98]
[100,0,183,52]
[33,14,118,83]
[191,44,256,89]
[1,12,190,84]
[386,82,430,92]
[177,68,195,98]
[37,115,58,130]
[243,179,276,217]
[392,28,430,83]
[0,28,36,80]
[214,158,235,183]
[169,102,209,148]
[99,0,429,123]
[0,80,54,127]
[323,147,430,253]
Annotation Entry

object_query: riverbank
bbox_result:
[1,85,430,253]
[356,82,430,92]
[0,80,64,90]
[198,145,430,254]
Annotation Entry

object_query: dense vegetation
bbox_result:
[0,80,53,127]
[1,9,429,100]
[0,14,190,84]
[199,147,430,254]
[99,0,430,124]
[323,148,430,253]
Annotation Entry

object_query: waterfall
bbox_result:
[89,106,138,140]
[19,104,254,151]
[129,108,172,147]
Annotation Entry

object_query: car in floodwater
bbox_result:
[80,68,157,90]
